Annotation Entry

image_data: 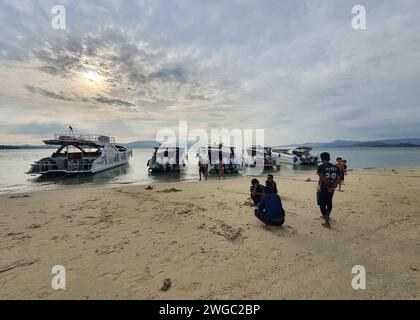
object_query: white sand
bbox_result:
[0,168,419,299]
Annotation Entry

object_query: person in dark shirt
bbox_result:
[198,160,208,181]
[342,159,348,185]
[265,174,278,194]
[250,179,265,206]
[317,152,342,228]
[254,192,285,226]
[336,157,344,192]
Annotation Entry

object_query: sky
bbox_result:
[0,0,419,145]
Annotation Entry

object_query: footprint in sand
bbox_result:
[9,194,30,199]
[27,224,41,229]
[158,188,182,193]
[176,208,192,215]
[6,232,32,240]
[204,220,244,243]
[95,240,130,255]
[269,225,297,236]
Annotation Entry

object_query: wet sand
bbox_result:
[0,168,419,299]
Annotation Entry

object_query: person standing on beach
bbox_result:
[342,159,348,185]
[317,152,342,228]
[336,157,344,192]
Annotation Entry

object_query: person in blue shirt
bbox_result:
[254,188,285,227]
[317,152,342,228]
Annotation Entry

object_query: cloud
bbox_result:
[24,85,75,102]
[0,0,420,144]
[24,84,137,110]
[93,96,136,109]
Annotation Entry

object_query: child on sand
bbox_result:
[317,152,342,228]
[336,157,344,192]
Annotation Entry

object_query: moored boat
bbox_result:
[271,146,318,165]
[197,145,242,174]
[27,129,132,175]
[147,144,187,173]
[243,145,278,169]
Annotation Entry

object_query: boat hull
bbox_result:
[28,158,130,175]
[278,155,318,165]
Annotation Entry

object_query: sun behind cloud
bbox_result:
[82,68,103,84]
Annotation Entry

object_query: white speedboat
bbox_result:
[271,146,318,165]
[197,145,242,174]
[27,131,132,175]
[147,144,187,173]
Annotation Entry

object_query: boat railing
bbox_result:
[52,134,115,144]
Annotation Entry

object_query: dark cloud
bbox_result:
[24,85,75,102]
[24,84,137,110]
[94,96,136,109]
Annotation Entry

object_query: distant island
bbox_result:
[350,142,420,148]
[283,138,420,148]
[125,140,159,148]
[0,145,56,150]
[1,138,420,149]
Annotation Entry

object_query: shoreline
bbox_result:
[2,166,420,196]
[0,168,419,299]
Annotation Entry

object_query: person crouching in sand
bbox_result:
[254,188,285,227]
[317,152,342,228]
[250,178,265,206]
[265,174,278,194]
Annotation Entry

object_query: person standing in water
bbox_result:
[317,152,342,228]
[198,159,208,181]
[217,142,225,180]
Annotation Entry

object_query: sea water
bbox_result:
[1,147,419,194]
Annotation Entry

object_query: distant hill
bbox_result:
[0,144,55,149]
[125,140,159,148]
[351,142,420,147]
[284,138,420,148]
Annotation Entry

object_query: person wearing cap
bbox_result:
[317,152,342,228]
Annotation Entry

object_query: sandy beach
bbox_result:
[0,168,419,299]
